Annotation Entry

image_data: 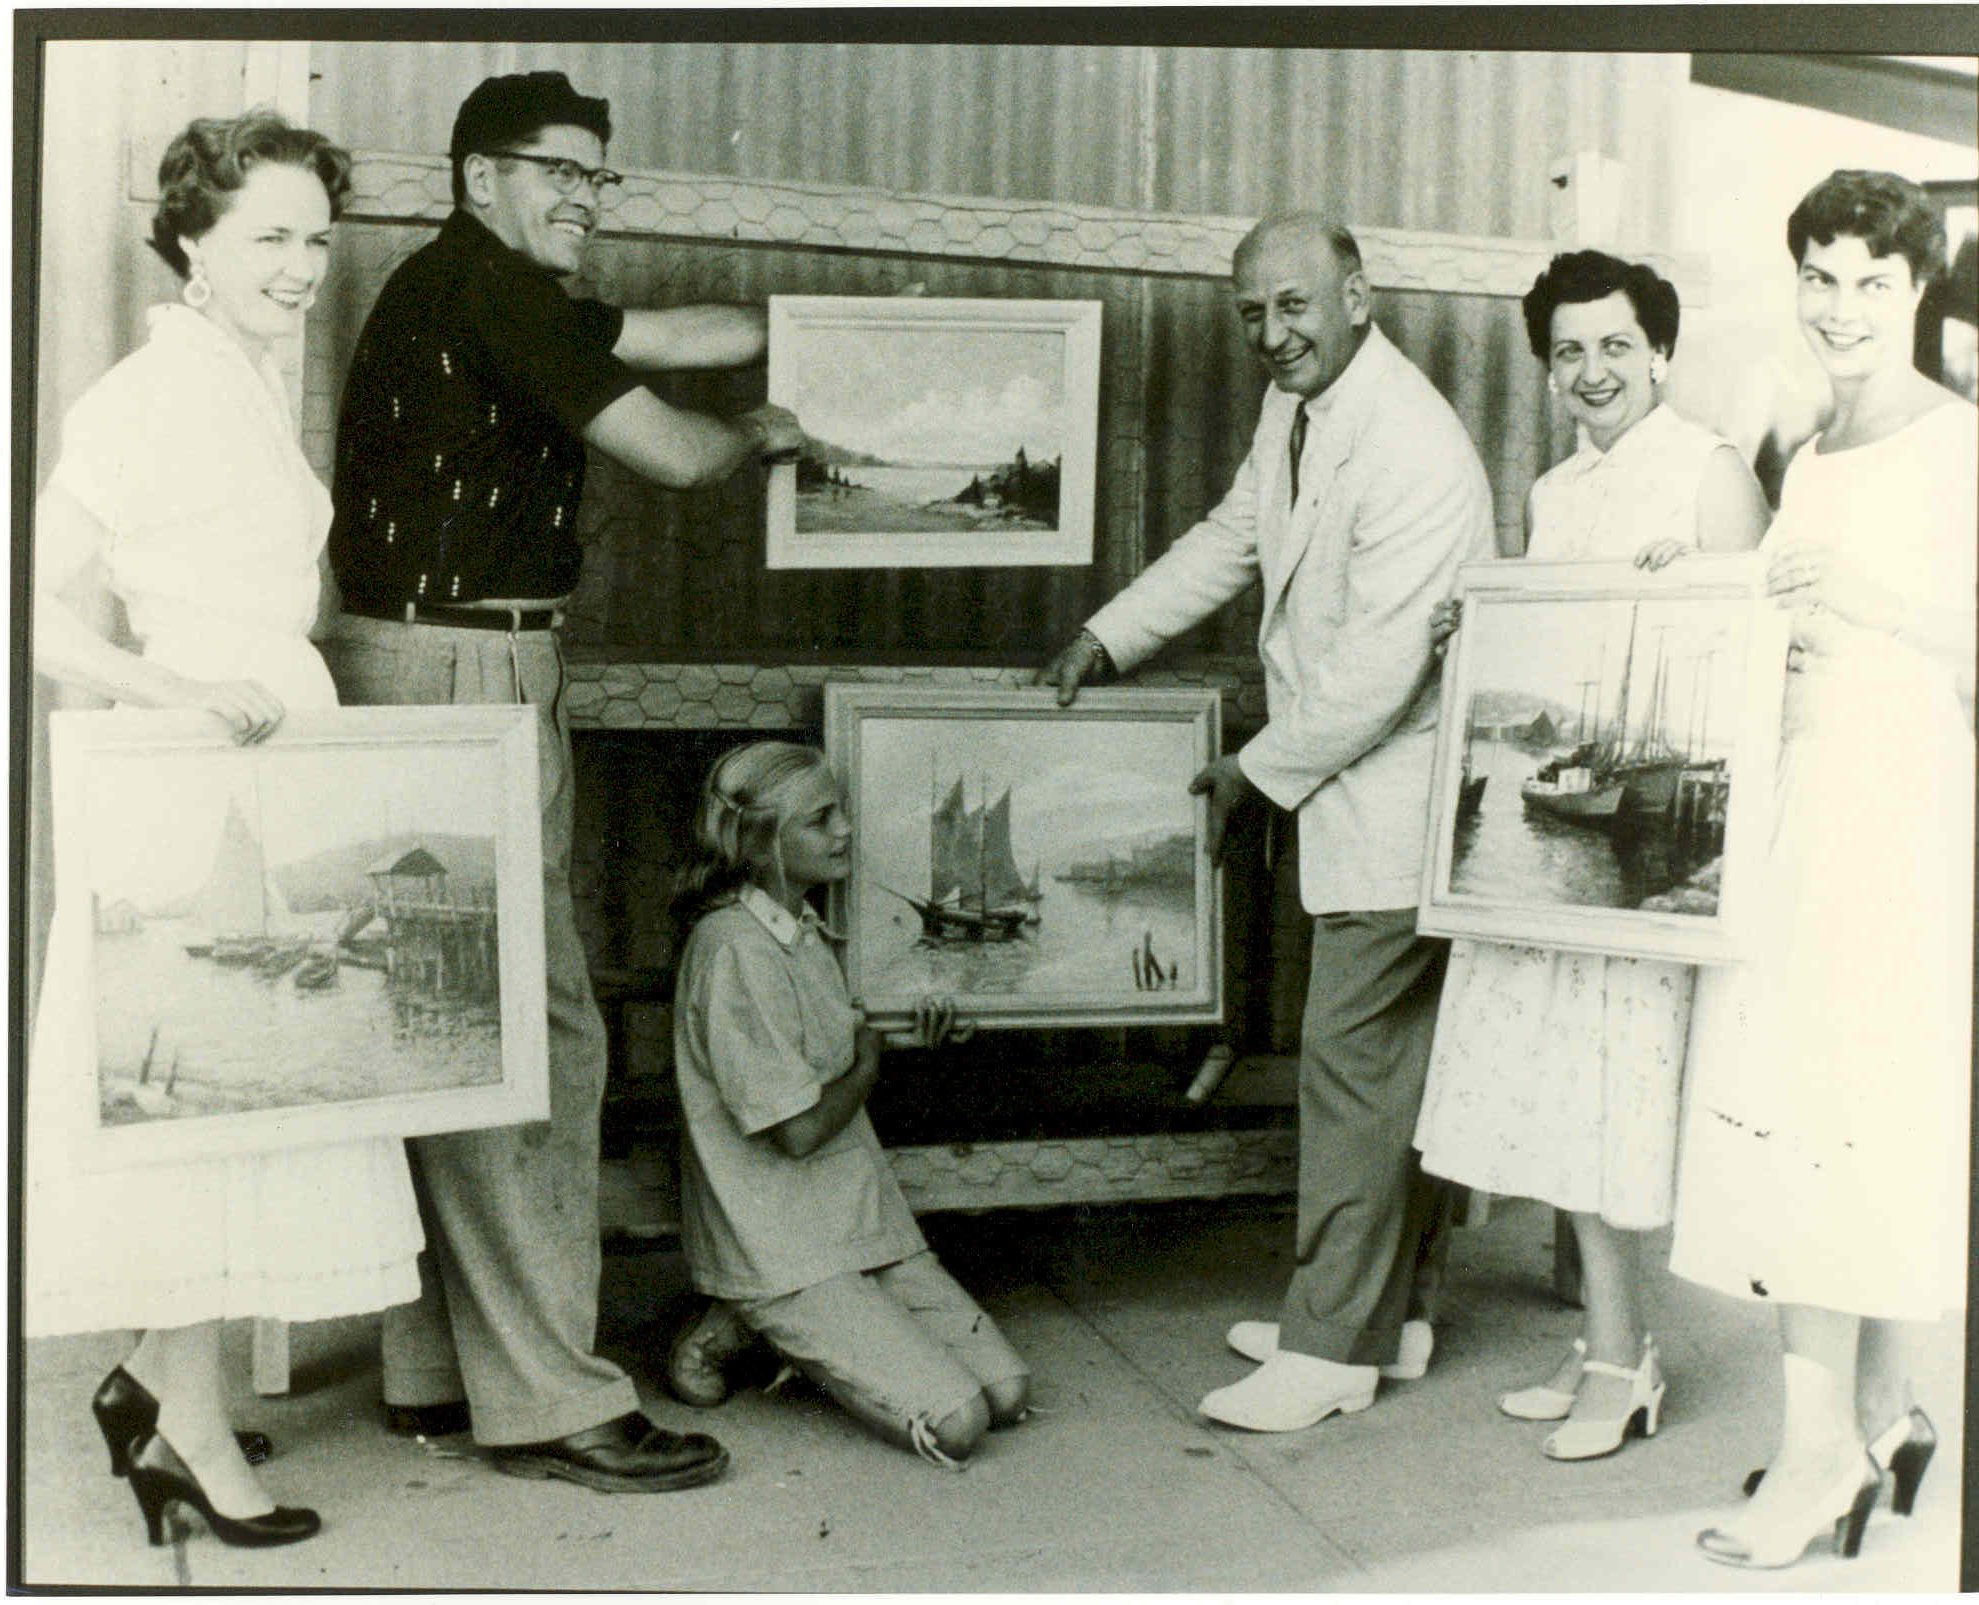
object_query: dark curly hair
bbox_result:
[1787,169,1945,288]
[148,110,352,279]
[1521,250,1681,363]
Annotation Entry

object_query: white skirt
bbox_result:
[25,625,423,1337]
[1669,685,1971,1319]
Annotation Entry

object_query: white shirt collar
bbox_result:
[1558,401,1676,480]
[737,884,842,947]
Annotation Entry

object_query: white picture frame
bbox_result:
[766,295,1102,569]
[47,706,548,1170]
[823,683,1224,1030]
[1416,554,1790,964]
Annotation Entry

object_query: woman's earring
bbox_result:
[182,268,212,309]
[1649,354,1668,384]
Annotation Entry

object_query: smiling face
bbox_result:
[1233,227,1370,400]
[1547,291,1661,452]
[180,161,333,358]
[763,766,854,898]
[1795,233,1924,385]
[466,122,604,276]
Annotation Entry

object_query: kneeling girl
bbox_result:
[668,741,1030,1466]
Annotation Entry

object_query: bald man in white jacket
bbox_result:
[1043,212,1496,1431]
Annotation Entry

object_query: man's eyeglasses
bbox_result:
[485,150,623,196]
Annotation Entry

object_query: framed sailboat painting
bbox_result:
[44,706,549,1170]
[823,684,1224,1029]
[1417,554,1790,964]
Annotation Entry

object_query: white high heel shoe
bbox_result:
[1498,1337,1587,1422]
[1542,1337,1663,1461]
[1699,1448,1881,1569]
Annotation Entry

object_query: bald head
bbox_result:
[1232,212,1371,399]
[1233,211,1363,280]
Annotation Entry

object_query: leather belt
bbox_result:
[348,601,560,632]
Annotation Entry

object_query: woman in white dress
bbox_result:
[1671,171,1973,1570]
[29,112,422,1548]
[1413,251,1769,1460]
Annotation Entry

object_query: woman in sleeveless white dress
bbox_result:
[1669,172,1974,1571]
[1413,252,1770,1462]
[28,114,420,1549]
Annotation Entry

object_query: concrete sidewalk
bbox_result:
[17,1195,1965,1591]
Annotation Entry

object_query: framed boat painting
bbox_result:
[823,684,1224,1029]
[766,295,1102,569]
[44,706,548,1170]
[1417,554,1790,964]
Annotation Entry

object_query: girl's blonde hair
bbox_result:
[671,740,832,924]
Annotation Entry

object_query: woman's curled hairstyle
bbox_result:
[150,109,353,278]
[1521,249,1681,363]
[671,741,832,927]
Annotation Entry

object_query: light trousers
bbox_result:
[321,612,639,1446]
[1275,909,1455,1367]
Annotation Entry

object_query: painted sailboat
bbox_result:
[881,771,1034,942]
[1520,603,1690,827]
[183,795,303,964]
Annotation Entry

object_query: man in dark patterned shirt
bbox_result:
[321,71,801,1496]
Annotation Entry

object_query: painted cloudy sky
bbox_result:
[784,323,1065,466]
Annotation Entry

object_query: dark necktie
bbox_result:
[1287,402,1309,504]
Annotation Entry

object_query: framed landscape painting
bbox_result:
[823,684,1223,1029]
[46,706,548,1170]
[1417,554,1790,964]
[766,295,1102,569]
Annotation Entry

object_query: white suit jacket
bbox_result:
[1086,325,1495,914]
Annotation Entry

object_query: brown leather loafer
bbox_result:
[489,1412,729,1493]
[384,1401,473,1438]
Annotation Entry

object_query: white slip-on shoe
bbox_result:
[1198,1352,1378,1433]
[1382,1319,1435,1382]
[1225,1318,1432,1381]
[1225,1320,1277,1365]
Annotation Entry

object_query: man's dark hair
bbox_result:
[450,71,612,207]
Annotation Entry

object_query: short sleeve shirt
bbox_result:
[327,210,644,610]
[672,888,925,1302]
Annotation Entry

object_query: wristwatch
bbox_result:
[1077,628,1116,679]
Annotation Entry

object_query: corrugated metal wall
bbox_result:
[307,45,1681,233]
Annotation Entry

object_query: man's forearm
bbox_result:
[585,388,768,488]
[613,305,768,370]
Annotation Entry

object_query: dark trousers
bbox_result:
[1275,909,1455,1367]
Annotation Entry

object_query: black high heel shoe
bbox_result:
[92,1367,271,1477]
[1880,1407,1937,1516]
[125,1429,319,1549]
[1741,1406,1936,1513]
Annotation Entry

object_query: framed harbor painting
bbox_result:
[823,684,1223,1029]
[766,295,1101,569]
[1417,554,1790,964]
[45,706,548,1170]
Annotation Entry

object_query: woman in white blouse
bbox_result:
[1414,251,1769,1462]
[29,112,422,1549]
